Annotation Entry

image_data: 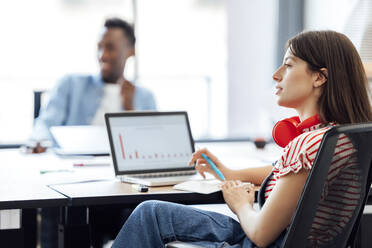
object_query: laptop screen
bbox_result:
[105,112,195,175]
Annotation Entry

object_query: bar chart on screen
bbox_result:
[111,123,193,171]
[118,133,190,160]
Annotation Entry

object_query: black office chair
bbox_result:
[167,123,372,248]
[33,90,44,121]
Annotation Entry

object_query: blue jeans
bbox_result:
[112,200,285,248]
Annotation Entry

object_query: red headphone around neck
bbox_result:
[272,115,322,148]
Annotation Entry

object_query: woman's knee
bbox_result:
[134,200,173,219]
[134,200,162,216]
[137,199,161,209]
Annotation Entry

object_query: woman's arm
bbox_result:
[189,148,273,185]
[223,169,309,247]
[226,166,273,185]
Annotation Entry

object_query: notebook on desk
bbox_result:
[105,111,197,186]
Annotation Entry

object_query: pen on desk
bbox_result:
[200,153,225,181]
[40,169,73,175]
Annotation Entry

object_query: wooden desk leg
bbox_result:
[58,206,90,248]
[0,209,24,248]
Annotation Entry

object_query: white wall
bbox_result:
[304,0,358,31]
[226,0,279,138]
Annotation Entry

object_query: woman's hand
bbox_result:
[221,180,255,215]
[189,148,227,180]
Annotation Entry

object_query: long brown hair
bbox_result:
[287,30,372,124]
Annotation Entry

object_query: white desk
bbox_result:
[0,142,282,248]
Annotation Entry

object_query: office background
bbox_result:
[0,0,368,144]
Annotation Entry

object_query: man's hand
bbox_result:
[120,79,135,110]
[221,180,255,215]
[31,142,47,153]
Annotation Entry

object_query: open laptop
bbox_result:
[104,111,197,186]
[50,126,110,156]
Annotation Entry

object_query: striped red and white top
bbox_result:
[264,123,361,245]
[264,123,332,199]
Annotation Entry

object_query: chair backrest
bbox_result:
[33,90,44,121]
[281,123,372,248]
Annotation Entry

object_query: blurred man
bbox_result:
[31,17,156,152]
[36,18,156,248]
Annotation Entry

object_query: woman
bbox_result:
[112,31,372,247]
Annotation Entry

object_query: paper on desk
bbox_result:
[43,165,115,185]
[173,179,221,194]
[37,155,114,185]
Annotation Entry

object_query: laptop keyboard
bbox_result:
[131,170,196,179]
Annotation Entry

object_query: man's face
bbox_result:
[97,27,134,83]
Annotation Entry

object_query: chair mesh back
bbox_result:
[282,123,372,248]
[308,133,360,246]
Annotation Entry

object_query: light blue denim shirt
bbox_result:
[31,74,156,142]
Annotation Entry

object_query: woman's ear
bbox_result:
[314,68,328,87]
